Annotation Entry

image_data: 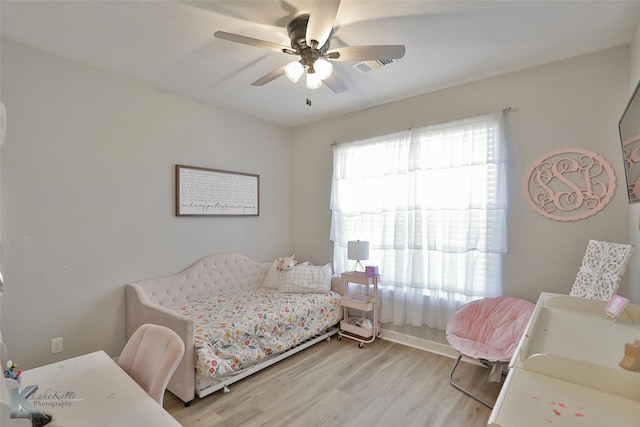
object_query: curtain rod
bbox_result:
[330,107,514,146]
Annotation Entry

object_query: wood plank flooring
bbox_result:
[164,338,502,427]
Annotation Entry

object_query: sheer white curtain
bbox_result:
[330,112,508,330]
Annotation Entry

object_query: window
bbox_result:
[330,112,508,329]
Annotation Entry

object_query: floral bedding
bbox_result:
[171,288,342,379]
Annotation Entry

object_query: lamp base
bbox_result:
[351,260,365,272]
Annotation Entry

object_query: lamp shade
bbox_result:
[314,59,333,80]
[348,240,369,261]
[285,61,304,83]
[306,72,322,89]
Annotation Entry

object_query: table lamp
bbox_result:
[348,240,369,272]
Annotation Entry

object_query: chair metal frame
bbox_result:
[448,355,504,409]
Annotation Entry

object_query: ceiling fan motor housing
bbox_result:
[287,14,330,55]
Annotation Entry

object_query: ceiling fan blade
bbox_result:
[306,0,340,48]
[214,31,292,53]
[324,72,348,94]
[329,45,406,62]
[251,64,287,86]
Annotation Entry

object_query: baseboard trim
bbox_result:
[380,328,489,368]
[380,328,458,359]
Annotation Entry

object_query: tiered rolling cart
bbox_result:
[337,272,380,348]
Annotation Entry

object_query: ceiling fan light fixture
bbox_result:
[214,0,406,95]
[314,58,333,80]
[306,71,323,89]
[285,61,304,83]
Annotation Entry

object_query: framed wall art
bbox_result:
[619,79,640,203]
[175,165,259,216]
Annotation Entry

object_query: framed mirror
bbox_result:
[619,79,640,203]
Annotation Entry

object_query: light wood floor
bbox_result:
[164,337,502,427]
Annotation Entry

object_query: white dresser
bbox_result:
[488,292,640,426]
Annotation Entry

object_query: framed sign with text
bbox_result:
[175,165,259,216]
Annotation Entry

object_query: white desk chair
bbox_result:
[569,239,633,301]
[117,324,185,406]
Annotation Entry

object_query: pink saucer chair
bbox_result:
[445,296,534,408]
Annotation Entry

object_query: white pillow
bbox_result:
[260,260,280,289]
[279,263,332,293]
[261,260,311,289]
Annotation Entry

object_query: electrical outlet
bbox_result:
[51,337,63,354]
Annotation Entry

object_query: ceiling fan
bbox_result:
[213,0,405,95]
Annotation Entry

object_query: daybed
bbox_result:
[126,253,344,404]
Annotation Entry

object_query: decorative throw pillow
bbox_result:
[279,263,332,293]
[261,260,311,289]
[260,260,280,289]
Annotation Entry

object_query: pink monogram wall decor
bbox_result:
[524,148,616,221]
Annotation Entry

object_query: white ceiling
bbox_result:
[1,1,639,128]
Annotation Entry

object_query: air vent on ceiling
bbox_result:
[352,58,399,73]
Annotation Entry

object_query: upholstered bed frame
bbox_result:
[126,253,345,404]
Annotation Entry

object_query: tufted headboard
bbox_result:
[134,253,271,308]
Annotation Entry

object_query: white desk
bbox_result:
[488,293,640,426]
[18,350,181,427]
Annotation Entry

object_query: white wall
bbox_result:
[290,46,631,304]
[1,38,635,368]
[0,39,291,369]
